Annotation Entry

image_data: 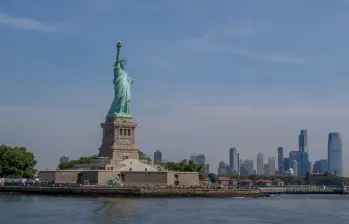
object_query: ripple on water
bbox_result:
[0,195,349,224]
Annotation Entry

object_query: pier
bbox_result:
[259,186,348,195]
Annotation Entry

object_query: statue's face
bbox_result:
[119,61,124,69]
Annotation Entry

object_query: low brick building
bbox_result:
[39,170,199,186]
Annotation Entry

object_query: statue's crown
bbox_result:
[119,58,127,65]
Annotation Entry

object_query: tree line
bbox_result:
[0,145,37,179]
[217,173,349,185]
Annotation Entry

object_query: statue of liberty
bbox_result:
[108,41,134,117]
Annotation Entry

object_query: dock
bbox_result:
[259,186,348,195]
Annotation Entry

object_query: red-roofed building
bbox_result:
[216,177,230,186]
[216,177,239,186]
[254,180,273,187]
[238,179,254,186]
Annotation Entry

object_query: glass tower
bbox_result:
[328,133,343,176]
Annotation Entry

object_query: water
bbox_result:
[0,195,349,223]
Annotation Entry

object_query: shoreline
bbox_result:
[0,186,267,198]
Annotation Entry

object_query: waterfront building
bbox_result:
[268,157,276,176]
[229,148,239,174]
[59,156,69,164]
[299,129,308,153]
[328,133,343,176]
[277,147,284,175]
[312,159,328,173]
[283,157,290,172]
[257,153,264,175]
[153,150,162,165]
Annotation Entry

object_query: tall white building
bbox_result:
[328,133,343,176]
[257,153,264,175]
[268,157,276,176]
[293,160,298,177]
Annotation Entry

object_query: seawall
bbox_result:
[0,186,265,198]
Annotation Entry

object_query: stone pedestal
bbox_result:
[98,116,139,166]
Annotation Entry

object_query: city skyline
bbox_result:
[163,129,340,177]
[1,1,349,175]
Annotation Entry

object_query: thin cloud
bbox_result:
[0,13,58,32]
[228,48,306,65]
[165,32,305,65]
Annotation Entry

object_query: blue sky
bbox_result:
[1,0,349,174]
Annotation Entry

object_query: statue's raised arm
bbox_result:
[114,41,122,68]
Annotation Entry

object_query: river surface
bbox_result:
[0,194,349,223]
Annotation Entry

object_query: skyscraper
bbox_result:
[308,161,312,172]
[299,152,309,177]
[289,151,299,169]
[268,157,276,176]
[239,158,243,174]
[257,153,264,175]
[299,129,308,153]
[218,161,227,175]
[263,164,269,175]
[313,159,328,173]
[283,157,290,172]
[153,150,162,165]
[240,163,249,175]
[59,156,69,164]
[229,148,239,174]
[277,147,284,174]
[328,133,343,176]
[189,154,197,163]
[293,160,298,177]
[205,164,210,173]
[196,154,206,166]
[243,159,254,174]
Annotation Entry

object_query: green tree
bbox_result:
[163,160,204,180]
[58,155,97,170]
[0,145,37,178]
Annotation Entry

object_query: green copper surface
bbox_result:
[108,41,134,118]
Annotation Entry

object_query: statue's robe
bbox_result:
[108,64,131,115]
